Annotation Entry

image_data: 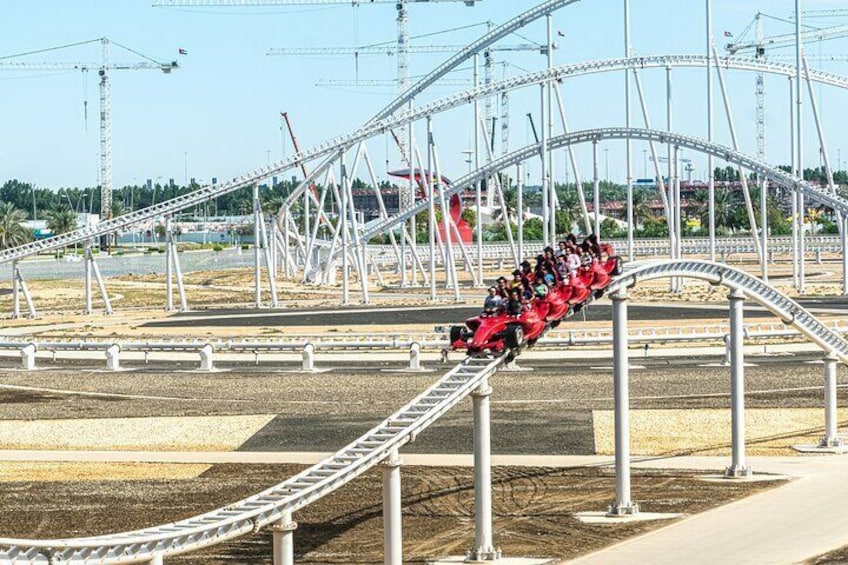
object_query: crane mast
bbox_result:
[0,37,177,242]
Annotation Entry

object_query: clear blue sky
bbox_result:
[2,0,848,191]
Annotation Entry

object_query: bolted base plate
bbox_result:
[427,557,553,565]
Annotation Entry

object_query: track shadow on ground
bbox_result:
[236,410,594,455]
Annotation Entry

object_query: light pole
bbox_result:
[183,152,188,186]
[643,149,648,178]
[604,148,610,181]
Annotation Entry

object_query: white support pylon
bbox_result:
[165,215,174,312]
[608,289,639,515]
[382,450,403,565]
[271,510,296,565]
[84,241,93,315]
[89,248,113,315]
[725,288,752,478]
[11,260,19,319]
[468,378,500,561]
[820,353,843,447]
[14,265,36,319]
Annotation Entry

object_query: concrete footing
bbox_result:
[574,511,680,525]
[427,558,554,565]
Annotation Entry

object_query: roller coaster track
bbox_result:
[2,259,847,563]
[362,128,848,241]
[3,54,848,265]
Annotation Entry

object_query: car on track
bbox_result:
[450,250,621,358]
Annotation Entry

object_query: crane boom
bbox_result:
[726,23,848,54]
[268,44,549,56]
[153,0,476,6]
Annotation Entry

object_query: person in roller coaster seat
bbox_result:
[506,287,526,317]
[520,259,534,282]
[533,278,549,299]
[482,286,503,315]
[584,234,602,258]
[495,276,510,300]
[555,240,568,258]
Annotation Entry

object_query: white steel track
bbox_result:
[362,128,848,240]
[2,55,848,265]
[2,260,848,563]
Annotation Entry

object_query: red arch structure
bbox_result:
[388,168,474,244]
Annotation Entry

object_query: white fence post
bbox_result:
[200,344,214,372]
[20,343,36,371]
[408,341,422,371]
[302,343,315,372]
[106,344,121,371]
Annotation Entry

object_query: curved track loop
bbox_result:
[4,54,848,265]
[3,260,848,563]
[608,260,848,364]
[362,128,848,240]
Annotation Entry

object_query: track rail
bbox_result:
[609,260,848,365]
[3,55,848,265]
[362,128,848,240]
[0,354,505,564]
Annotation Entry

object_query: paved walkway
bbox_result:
[570,455,848,565]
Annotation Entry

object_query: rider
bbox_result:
[483,286,503,314]
[506,287,525,317]
[495,276,511,300]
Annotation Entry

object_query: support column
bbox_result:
[11,260,20,319]
[593,138,600,237]
[843,215,848,296]
[707,0,716,262]
[254,183,263,308]
[608,290,638,515]
[84,242,93,315]
[271,510,297,565]
[796,0,806,294]
[165,215,174,312]
[625,0,634,261]
[725,288,752,478]
[382,450,403,565]
[468,378,499,561]
[540,83,549,246]
[821,353,843,447]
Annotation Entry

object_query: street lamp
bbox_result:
[604,148,610,181]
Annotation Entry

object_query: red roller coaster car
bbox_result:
[450,249,621,358]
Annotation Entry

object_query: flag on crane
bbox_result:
[178,48,188,55]
[723,31,733,37]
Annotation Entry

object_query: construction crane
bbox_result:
[153,0,479,198]
[725,23,848,55]
[273,44,550,159]
[0,38,177,236]
[793,9,848,19]
[727,19,848,171]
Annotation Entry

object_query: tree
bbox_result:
[45,206,78,236]
[0,203,30,250]
[491,187,517,224]
[630,188,655,226]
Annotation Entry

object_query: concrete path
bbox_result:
[570,455,848,565]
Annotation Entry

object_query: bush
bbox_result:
[212,243,224,252]
[241,244,250,251]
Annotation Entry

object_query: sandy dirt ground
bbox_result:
[0,463,778,564]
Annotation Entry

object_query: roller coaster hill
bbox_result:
[450,238,620,359]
